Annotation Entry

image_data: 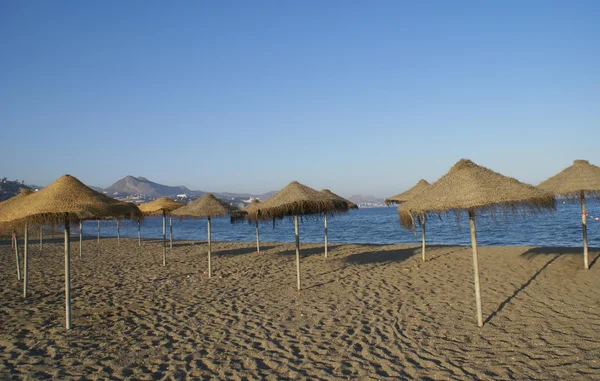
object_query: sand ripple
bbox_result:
[1,238,600,379]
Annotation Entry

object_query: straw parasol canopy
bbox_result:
[398,159,555,327]
[538,159,600,269]
[398,160,554,229]
[319,189,357,258]
[0,174,142,331]
[249,181,348,290]
[139,197,184,215]
[250,181,347,221]
[172,193,245,278]
[0,188,34,282]
[139,197,185,264]
[172,193,244,219]
[242,199,263,253]
[0,188,33,234]
[385,179,431,261]
[0,175,141,227]
[385,179,430,205]
[538,160,600,199]
[321,189,358,210]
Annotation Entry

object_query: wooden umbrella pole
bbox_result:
[324,212,328,258]
[64,216,72,330]
[468,210,483,327]
[137,221,141,247]
[162,211,167,266]
[169,215,173,249]
[97,220,100,243]
[79,220,83,258]
[255,220,260,254]
[294,215,301,291]
[421,214,426,262]
[117,220,120,246]
[39,226,43,251]
[581,191,589,269]
[207,216,212,278]
[14,232,21,281]
[23,224,28,298]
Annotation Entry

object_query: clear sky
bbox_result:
[1,1,599,197]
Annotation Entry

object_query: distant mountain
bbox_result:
[104,176,199,198]
[103,175,279,202]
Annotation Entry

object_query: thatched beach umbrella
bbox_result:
[385,179,430,261]
[249,181,347,290]
[243,199,263,253]
[320,189,357,258]
[139,197,184,266]
[385,179,430,205]
[398,159,555,327]
[0,174,141,330]
[0,188,33,282]
[171,193,245,278]
[538,159,600,269]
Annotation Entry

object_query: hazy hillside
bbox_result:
[0,178,31,201]
[104,176,198,198]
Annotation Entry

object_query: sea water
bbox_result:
[85,199,600,247]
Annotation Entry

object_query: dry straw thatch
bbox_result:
[231,199,262,224]
[171,193,244,279]
[139,197,184,216]
[0,175,142,228]
[171,193,244,219]
[397,158,555,327]
[321,189,358,210]
[538,160,600,199]
[398,159,555,229]
[385,179,430,205]
[0,175,142,331]
[538,159,600,270]
[0,188,33,233]
[249,181,348,221]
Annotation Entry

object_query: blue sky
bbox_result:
[1,1,599,197]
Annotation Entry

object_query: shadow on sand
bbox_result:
[277,245,343,257]
[216,245,277,256]
[484,252,564,325]
[520,246,600,268]
[343,246,419,265]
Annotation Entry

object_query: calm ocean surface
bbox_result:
[85,200,600,247]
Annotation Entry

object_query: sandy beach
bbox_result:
[1,237,600,380]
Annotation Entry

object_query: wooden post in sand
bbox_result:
[468,210,483,327]
[79,220,83,258]
[13,232,21,281]
[64,217,72,330]
[207,216,212,278]
[162,211,167,267]
[421,215,426,262]
[116,220,120,246]
[39,226,43,251]
[137,221,141,247]
[324,212,328,258]
[294,215,301,291]
[169,216,173,249]
[23,224,28,298]
[581,191,589,270]
[97,220,100,243]
[255,220,260,254]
